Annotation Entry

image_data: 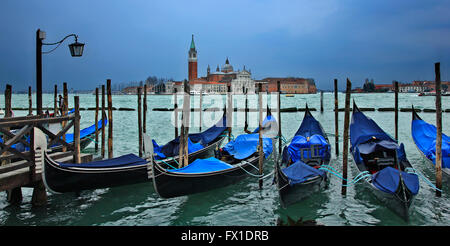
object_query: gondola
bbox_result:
[275,104,331,207]
[350,102,419,221]
[411,106,450,180]
[40,115,228,193]
[151,110,277,199]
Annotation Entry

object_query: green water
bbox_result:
[0,92,449,226]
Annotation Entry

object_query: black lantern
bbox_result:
[69,39,84,57]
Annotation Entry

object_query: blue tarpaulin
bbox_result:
[372,166,419,195]
[294,112,326,137]
[153,137,204,159]
[59,153,147,168]
[350,112,396,149]
[412,119,450,169]
[350,111,407,164]
[282,160,326,185]
[65,118,108,144]
[222,133,273,160]
[152,116,227,159]
[189,116,227,146]
[287,134,330,163]
[167,157,233,173]
[1,118,107,151]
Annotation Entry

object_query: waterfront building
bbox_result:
[185,35,256,94]
[257,77,317,94]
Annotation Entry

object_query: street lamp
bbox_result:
[36,29,85,115]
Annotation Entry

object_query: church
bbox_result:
[173,35,256,94]
[164,35,316,95]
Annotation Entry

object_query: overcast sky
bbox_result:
[1,0,449,91]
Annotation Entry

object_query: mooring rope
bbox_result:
[405,167,443,192]
[159,159,177,170]
[238,160,264,178]
[317,164,372,186]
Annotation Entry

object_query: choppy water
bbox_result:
[0,92,449,226]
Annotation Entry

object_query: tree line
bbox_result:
[111,75,174,92]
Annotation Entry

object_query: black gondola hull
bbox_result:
[363,179,414,221]
[152,156,260,198]
[275,161,328,208]
[43,137,225,193]
[43,154,149,193]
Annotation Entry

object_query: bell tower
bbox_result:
[188,34,198,81]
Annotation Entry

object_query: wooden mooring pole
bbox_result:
[334,79,339,156]
[258,83,264,189]
[62,82,68,152]
[341,78,352,196]
[179,80,190,167]
[174,88,179,139]
[95,87,99,151]
[107,79,113,158]
[63,82,68,111]
[320,90,324,113]
[394,81,399,141]
[137,87,143,157]
[28,86,32,116]
[277,81,282,155]
[183,81,190,167]
[101,85,106,158]
[54,85,57,116]
[435,62,442,197]
[227,84,232,142]
[143,84,147,134]
[73,96,81,164]
[199,89,203,132]
[244,88,249,133]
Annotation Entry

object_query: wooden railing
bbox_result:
[0,106,80,179]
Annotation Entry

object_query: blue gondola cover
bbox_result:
[372,167,419,195]
[153,137,204,159]
[65,118,108,144]
[189,116,227,145]
[167,157,233,173]
[2,118,107,151]
[287,134,329,163]
[152,116,226,159]
[350,111,396,149]
[222,133,273,160]
[59,153,147,168]
[412,119,450,168]
[282,160,326,185]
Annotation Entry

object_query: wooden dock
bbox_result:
[0,151,92,193]
[1,84,97,206]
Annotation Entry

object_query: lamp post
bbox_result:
[36,29,84,115]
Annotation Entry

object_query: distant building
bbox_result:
[353,80,450,93]
[184,35,257,94]
[257,77,317,94]
[374,84,393,92]
[122,84,155,94]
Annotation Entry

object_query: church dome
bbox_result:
[221,57,233,73]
